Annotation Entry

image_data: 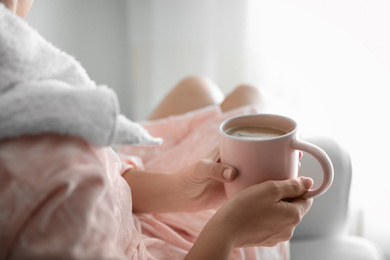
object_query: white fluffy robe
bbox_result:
[0,4,162,147]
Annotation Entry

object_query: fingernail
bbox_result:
[300,177,313,190]
[223,168,232,179]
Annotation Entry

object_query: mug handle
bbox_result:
[291,140,334,198]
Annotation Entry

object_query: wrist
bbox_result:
[186,213,236,260]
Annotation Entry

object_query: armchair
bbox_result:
[290,136,384,260]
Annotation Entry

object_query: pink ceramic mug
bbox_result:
[219,114,333,199]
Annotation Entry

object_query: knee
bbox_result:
[174,75,224,102]
[231,84,262,98]
[220,84,263,112]
[176,75,218,93]
[178,75,209,85]
[227,84,264,103]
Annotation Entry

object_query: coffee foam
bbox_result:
[225,126,286,140]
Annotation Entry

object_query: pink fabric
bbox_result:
[0,105,289,259]
[120,105,289,260]
[0,134,151,260]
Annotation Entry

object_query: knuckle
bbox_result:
[192,160,207,176]
[266,181,284,198]
[285,178,303,196]
[290,179,303,194]
[198,159,219,178]
[265,180,280,192]
[282,229,295,241]
[290,204,305,225]
[291,212,302,226]
[196,159,207,170]
[306,198,314,208]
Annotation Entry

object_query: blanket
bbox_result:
[0,3,161,147]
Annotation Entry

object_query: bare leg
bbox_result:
[220,84,264,113]
[148,76,224,120]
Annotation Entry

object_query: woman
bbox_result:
[0,1,312,259]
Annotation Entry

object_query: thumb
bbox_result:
[277,177,313,199]
[199,159,238,182]
[204,146,221,163]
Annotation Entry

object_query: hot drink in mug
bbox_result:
[225,126,287,140]
[219,114,333,199]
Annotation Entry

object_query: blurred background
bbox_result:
[26,0,390,258]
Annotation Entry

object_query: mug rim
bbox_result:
[219,113,298,142]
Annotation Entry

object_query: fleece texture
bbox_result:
[0,3,162,147]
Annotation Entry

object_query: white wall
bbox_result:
[126,0,248,120]
[26,0,134,118]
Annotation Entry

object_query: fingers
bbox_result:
[289,194,313,216]
[300,177,313,190]
[201,146,237,182]
[273,178,313,232]
[268,177,313,200]
[218,177,313,248]
[197,159,237,182]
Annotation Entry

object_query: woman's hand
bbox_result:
[122,146,237,213]
[174,146,238,212]
[217,177,313,247]
[175,147,304,212]
[185,177,313,260]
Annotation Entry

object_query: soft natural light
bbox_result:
[245,0,390,255]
